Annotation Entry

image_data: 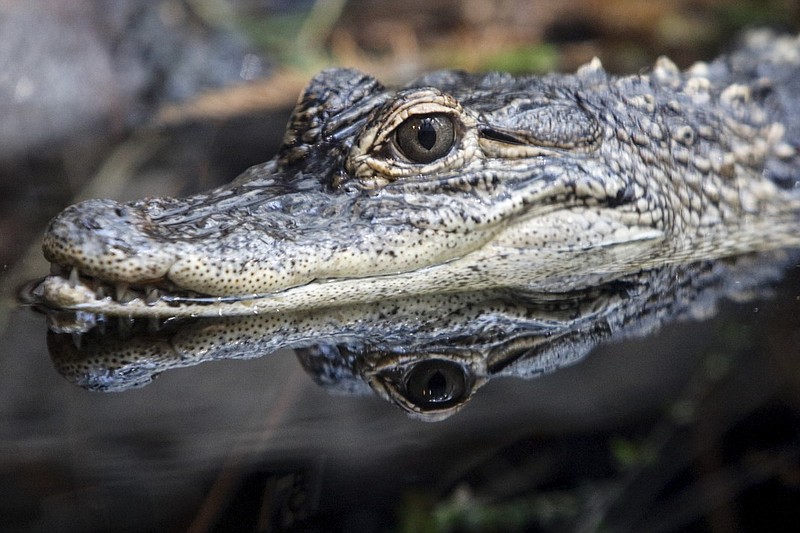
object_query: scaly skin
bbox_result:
[39,31,800,317]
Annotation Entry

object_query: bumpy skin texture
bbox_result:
[40,31,800,317]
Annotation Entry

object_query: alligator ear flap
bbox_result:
[281,68,385,161]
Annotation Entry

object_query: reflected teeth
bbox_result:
[95,286,108,299]
[117,316,134,336]
[71,333,83,350]
[69,267,79,288]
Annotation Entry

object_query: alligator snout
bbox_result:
[43,198,178,285]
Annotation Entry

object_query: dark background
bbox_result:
[1,1,799,531]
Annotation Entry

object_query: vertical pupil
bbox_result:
[417,119,437,150]
[424,370,448,401]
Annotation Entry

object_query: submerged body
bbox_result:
[38,31,800,317]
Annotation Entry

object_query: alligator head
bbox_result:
[38,35,800,318]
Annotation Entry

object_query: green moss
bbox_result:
[610,435,658,470]
[477,44,560,75]
[716,0,797,29]
[397,487,581,532]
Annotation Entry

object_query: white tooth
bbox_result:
[71,333,83,350]
[145,288,160,305]
[115,284,129,302]
[120,290,137,304]
[95,286,108,299]
[69,268,79,288]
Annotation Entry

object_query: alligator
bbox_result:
[46,253,796,420]
[37,31,800,319]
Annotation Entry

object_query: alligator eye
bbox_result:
[394,113,455,163]
[403,359,468,410]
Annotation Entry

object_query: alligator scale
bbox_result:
[37,31,800,318]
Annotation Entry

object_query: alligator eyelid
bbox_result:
[325,94,391,139]
[479,127,528,145]
[328,116,370,141]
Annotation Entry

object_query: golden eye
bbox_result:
[394,113,455,163]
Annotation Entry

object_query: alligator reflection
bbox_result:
[45,253,793,421]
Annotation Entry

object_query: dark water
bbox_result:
[4,262,800,532]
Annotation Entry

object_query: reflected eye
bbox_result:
[403,359,468,409]
[394,113,456,163]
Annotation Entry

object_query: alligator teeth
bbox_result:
[71,333,83,350]
[49,264,184,307]
[115,283,129,302]
[145,288,161,305]
[119,291,138,304]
